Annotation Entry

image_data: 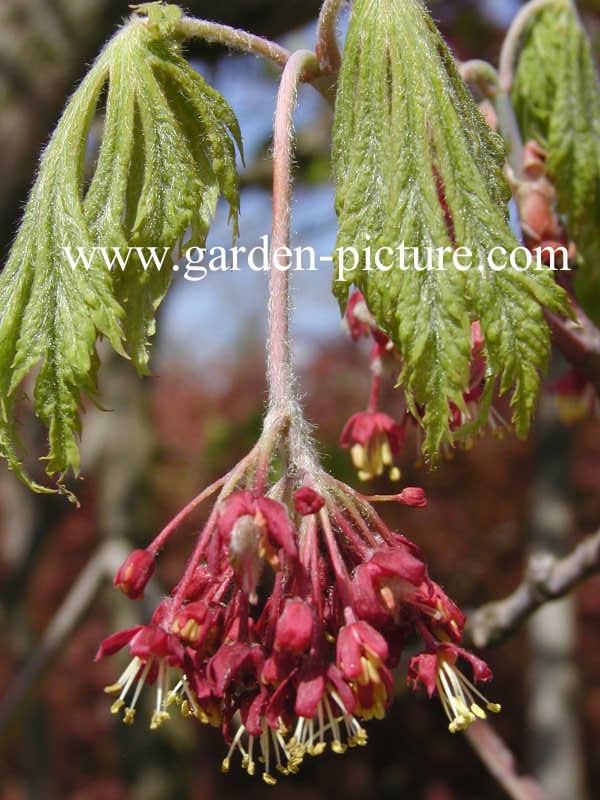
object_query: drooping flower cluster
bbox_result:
[97,429,499,784]
[340,291,506,480]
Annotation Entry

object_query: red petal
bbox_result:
[370,546,426,586]
[218,490,256,537]
[348,412,379,445]
[336,626,363,680]
[442,643,493,683]
[407,653,438,697]
[94,626,142,661]
[257,497,298,558]
[295,673,325,718]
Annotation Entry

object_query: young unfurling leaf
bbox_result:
[0,8,242,492]
[332,0,567,457]
[511,0,600,320]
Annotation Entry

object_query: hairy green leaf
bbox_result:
[332,0,567,457]
[0,10,242,491]
[512,0,600,318]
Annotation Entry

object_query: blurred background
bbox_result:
[1,1,600,798]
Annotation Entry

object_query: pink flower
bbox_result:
[96,622,186,729]
[336,620,388,680]
[219,490,297,559]
[172,600,222,650]
[340,411,405,481]
[218,490,297,602]
[408,642,500,733]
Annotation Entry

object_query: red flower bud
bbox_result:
[294,487,325,516]
[274,598,313,654]
[113,549,155,600]
[397,487,427,508]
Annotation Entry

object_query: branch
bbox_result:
[465,528,600,649]
[465,721,547,800]
[0,539,131,747]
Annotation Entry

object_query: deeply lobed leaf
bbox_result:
[0,9,242,491]
[512,0,600,319]
[332,0,567,457]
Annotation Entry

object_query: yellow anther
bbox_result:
[379,586,395,611]
[123,708,136,725]
[221,758,230,774]
[351,444,366,470]
[262,773,277,785]
[380,440,393,466]
[180,701,193,718]
[104,683,122,695]
[150,710,169,730]
[181,619,200,643]
[110,699,124,715]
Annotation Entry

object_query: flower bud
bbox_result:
[294,487,325,516]
[397,487,427,508]
[274,598,313,654]
[113,549,155,599]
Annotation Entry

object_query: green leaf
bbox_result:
[512,0,600,319]
[332,0,567,457]
[0,12,242,491]
[131,2,183,38]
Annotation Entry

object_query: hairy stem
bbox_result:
[177,16,291,69]
[316,0,344,73]
[267,50,319,413]
[498,0,557,92]
[176,17,335,104]
[458,59,499,96]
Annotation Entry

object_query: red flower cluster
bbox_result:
[98,462,499,784]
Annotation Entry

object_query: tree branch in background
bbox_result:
[0,540,131,748]
[465,528,600,649]
[465,721,547,800]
